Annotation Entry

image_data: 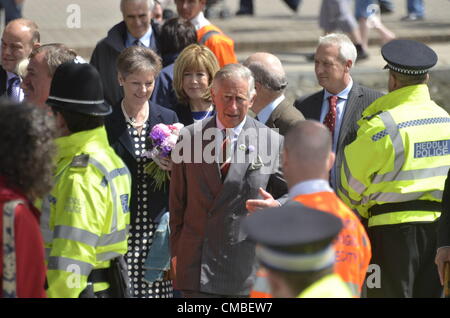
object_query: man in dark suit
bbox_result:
[169,64,287,297]
[1,18,40,101]
[243,52,304,136]
[294,33,382,189]
[90,0,160,107]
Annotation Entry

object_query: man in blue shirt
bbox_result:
[90,0,160,107]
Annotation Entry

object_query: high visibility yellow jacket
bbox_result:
[41,126,131,298]
[339,84,450,228]
[297,274,352,298]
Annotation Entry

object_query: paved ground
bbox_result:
[21,0,450,68]
[19,0,450,105]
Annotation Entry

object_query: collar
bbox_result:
[257,94,285,124]
[190,11,210,30]
[215,115,247,138]
[125,26,153,48]
[324,79,353,101]
[55,126,109,160]
[288,179,333,198]
[361,84,431,118]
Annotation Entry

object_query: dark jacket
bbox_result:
[172,102,195,127]
[90,21,160,107]
[0,66,8,97]
[104,100,178,223]
[264,97,304,136]
[295,82,383,188]
[439,169,450,247]
[150,63,177,110]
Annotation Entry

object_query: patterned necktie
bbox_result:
[7,76,20,100]
[324,95,338,135]
[220,130,231,181]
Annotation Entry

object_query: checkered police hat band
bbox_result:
[387,63,429,75]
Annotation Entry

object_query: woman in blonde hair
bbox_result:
[172,44,220,126]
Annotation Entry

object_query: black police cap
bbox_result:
[381,39,437,75]
[243,203,342,272]
[46,62,112,116]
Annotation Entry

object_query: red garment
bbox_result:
[0,177,46,298]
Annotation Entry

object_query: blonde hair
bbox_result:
[173,44,220,105]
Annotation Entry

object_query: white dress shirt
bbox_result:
[319,79,353,188]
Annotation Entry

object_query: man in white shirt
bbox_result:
[0,18,40,102]
[294,33,382,190]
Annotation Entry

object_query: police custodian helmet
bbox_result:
[243,203,342,273]
[381,39,438,75]
[46,62,112,116]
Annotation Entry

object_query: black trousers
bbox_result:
[366,222,442,298]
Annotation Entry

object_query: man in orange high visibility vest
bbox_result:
[174,0,237,67]
[248,120,371,297]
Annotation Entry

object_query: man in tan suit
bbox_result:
[243,52,304,136]
[169,64,287,297]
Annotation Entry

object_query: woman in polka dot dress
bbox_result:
[105,46,179,298]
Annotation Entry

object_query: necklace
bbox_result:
[121,99,149,128]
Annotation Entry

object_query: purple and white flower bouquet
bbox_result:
[142,123,184,191]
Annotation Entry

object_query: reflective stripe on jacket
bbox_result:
[339,84,450,227]
[294,192,371,297]
[42,126,131,298]
[249,268,272,298]
[197,24,237,67]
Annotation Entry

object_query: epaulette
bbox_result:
[70,154,90,167]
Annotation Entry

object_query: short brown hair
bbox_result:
[116,46,162,79]
[173,44,220,104]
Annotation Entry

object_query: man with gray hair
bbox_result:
[0,18,40,102]
[294,33,382,190]
[90,0,160,106]
[243,52,304,137]
[169,63,287,297]
[21,43,77,109]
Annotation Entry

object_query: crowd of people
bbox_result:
[0,0,449,299]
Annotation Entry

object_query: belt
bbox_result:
[368,200,441,218]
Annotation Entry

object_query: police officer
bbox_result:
[42,62,132,298]
[243,204,352,298]
[339,39,450,297]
